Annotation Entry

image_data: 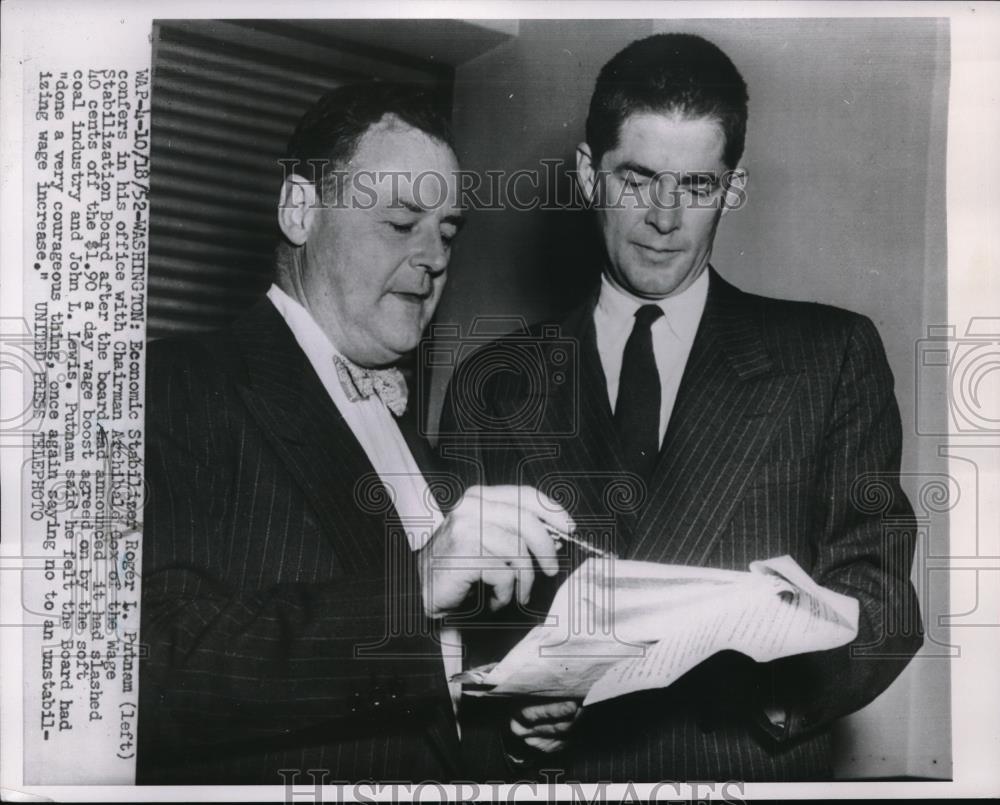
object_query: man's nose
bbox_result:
[409,230,448,276]
[644,181,682,234]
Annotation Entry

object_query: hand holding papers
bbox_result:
[453,555,859,707]
[417,485,573,617]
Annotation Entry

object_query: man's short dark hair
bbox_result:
[285,81,454,176]
[586,33,749,170]
[275,82,454,276]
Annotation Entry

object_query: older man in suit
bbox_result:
[440,33,923,781]
[137,83,576,784]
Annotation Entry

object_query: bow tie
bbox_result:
[333,354,408,417]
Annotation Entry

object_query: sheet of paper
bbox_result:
[454,554,859,706]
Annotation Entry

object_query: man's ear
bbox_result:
[576,143,599,205]
[721,167,747,215]
[277,174,318,246]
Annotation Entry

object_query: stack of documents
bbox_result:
[453,555,859,706]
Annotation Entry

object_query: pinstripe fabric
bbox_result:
[438,269,922,782]
[138,299,462,784]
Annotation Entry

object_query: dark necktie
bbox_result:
[614,304,664,480]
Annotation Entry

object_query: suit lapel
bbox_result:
[227,300,465,771]
[628,270,801,566]
[226,300,395,575]
[534,298,641,556]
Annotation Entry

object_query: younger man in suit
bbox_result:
[440,33,923,781]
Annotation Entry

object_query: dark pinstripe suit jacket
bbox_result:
[137,298,462,784]
[439,269,923,782]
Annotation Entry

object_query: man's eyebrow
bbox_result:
[393,199,424,214]
[613,163,720,183]
[613,161,657,178]
[677,171,720,183]
[393,198,464,223]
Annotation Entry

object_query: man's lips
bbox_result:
[389,290,431,304]
[634,242,682,255]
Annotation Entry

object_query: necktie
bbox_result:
[333,354,408,417]
[614,304,664,480]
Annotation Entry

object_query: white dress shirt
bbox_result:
[593,268,709,445]
[266,284,463,712]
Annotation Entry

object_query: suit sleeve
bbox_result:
[139,343,445,755]
[754,314,924,742]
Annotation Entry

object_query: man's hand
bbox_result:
[509,700,582,755]
[417,485,574,619]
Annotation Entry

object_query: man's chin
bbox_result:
[375,331,422,364]
[621,273,687,299]
[617,260,702,298]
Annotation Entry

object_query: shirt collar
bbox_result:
[267,283,340,368]
[596,267,709,341]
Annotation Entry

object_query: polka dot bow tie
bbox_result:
[333,354,408,417]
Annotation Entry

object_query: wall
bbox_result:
[434,17,951,779]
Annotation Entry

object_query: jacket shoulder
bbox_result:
[732,284,870,331]
[732,287,889,377]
